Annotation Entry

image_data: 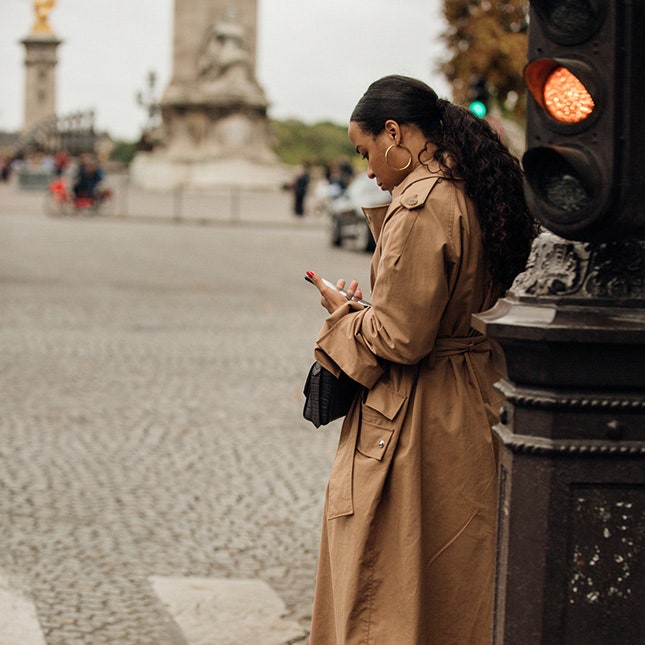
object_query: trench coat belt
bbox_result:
[433,335,491,357]
[423,335,491,370]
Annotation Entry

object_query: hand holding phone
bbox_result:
[305,273,371,308]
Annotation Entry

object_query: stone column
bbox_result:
[168,0,258,85]
[21,33,61,131]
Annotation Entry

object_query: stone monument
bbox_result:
[131,0,286,190]
[21,0,62,131]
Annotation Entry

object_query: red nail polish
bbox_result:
[306,271,315,278]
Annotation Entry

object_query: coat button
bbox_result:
[378,439,386,449]
[405,196,418,206]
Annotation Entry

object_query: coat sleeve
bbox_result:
[316,189,460,388]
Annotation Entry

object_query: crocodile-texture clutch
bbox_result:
[303,361,359,428]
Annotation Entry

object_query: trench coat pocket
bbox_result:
[357,384,406,460]
[326,383,407,519]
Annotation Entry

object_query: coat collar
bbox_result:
[362,165,444,242]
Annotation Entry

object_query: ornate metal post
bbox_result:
[473,1,645,642]
[474,235,644,643]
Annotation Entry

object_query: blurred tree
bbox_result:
[109,140,138,166]
[270,119,357,167]
[440,0,529,119]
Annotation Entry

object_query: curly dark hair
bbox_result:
[350,75,539,290]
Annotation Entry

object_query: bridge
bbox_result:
[7,109,99,158]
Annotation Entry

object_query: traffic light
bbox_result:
[522,0,645,240]
[468,76,488,118]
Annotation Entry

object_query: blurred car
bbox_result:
[329,175,391,252]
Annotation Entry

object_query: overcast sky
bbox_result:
[0,0,451,140]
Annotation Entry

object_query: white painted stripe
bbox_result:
[0,574,47,645]
[150,577,306,645]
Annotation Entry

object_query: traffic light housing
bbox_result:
[468,76,489,118]
[522,0,645,240]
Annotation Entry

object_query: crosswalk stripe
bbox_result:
[149,576,306,645]
[0,573,47,645]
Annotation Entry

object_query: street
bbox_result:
[0,182,371,644]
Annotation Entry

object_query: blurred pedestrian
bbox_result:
[0,156,12,182]
[324,160,344,197]
[305,75,539,644]
[54,149,70,177]
[338,156,354,189]
[292,163,310,216]
[73,154,104,200]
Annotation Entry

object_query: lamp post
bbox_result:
[473,1,645,642]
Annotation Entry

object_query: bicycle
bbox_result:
[44,177,113,217]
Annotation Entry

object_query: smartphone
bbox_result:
[305,274,371,308]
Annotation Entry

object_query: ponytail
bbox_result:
[351,75,539,290]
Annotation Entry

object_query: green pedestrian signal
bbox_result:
[469,100,488,118]
[467,76,489,119]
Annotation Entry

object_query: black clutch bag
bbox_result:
[303,361,359,428]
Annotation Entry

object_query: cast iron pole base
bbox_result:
[473,232,645,645]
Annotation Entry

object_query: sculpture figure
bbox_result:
[197,9,253,88]
[32,0,56,35]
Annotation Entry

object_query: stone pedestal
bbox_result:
[21,33,61,131]
[131,0,287,190]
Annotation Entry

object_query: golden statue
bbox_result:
[32,0,56,35]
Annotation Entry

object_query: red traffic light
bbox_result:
[523,53,610,234]
[521,0,644,241]
[525,61,595,124]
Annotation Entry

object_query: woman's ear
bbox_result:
[384,119,400,142]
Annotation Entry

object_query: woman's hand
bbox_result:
[306,271,364,314]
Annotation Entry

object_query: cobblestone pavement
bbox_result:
[0,182,371,644]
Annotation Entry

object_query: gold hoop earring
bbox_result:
[385,144,413,171]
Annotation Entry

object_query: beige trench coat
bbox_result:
[309,165,504,644]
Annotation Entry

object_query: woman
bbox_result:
[306,75,538,644]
